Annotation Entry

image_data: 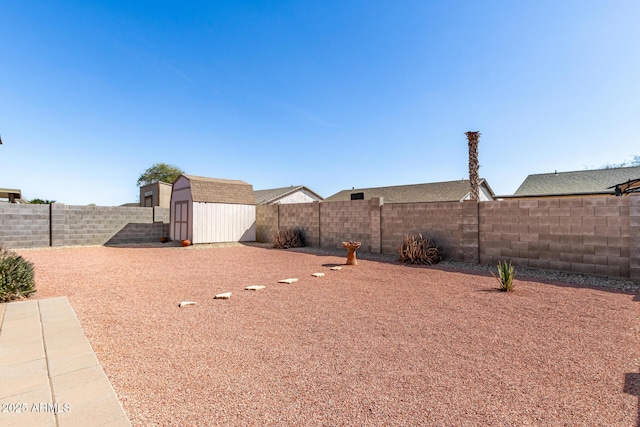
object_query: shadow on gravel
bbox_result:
[321,263,343,267]
[107,243,640,298]
[273,246,640,298]
[624,372,640,427]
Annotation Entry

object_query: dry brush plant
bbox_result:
[492,260,516,292]
[0,245,36,302]
[398,233,441,265]
[273,228,306,249]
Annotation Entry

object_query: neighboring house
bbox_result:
[0,188,22,203]
[139,181,173,208]
[170,174,256,243]
[504,166,640,199]
[325,179,495,203]
[254,185,323,205]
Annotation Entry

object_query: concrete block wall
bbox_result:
[262,195,637,281]
[479,197,631,278]
[630,195,640,281]
[153,206,170,223]
[256,204,279,243]
[279,202,320,247]
[381,201,479,262]
[105,223,170,245]
[0,204,171,248]
[320,199,373,251]
[0,204,50,249]
[57,205,154,246]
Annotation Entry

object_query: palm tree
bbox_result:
[465,131,480,201]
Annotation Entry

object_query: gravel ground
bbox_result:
[18,244,640,426]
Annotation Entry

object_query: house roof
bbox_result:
[325,179,494,203]
[254,185,324,205]
[512,166,640,197]
[140,181,173,189]
[0,188,21,199]
[178,174,256,205]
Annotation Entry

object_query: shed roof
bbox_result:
[178,174,256,205]
[513,166,640,197]
[254,185,324,205]
[325,179,493,203]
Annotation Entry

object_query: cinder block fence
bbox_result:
[0,204,169,249]
[1,195,638,282]
[257,195,640,282]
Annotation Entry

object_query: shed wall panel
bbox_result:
[192,202,256,243]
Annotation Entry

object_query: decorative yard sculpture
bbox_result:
[342,241,362,265]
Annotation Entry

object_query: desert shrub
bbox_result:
[273,228,306,249]
[0,246,36,302]
[398,233,441,265]
[492,260,516,292]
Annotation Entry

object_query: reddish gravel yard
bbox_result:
[18,245,640,426]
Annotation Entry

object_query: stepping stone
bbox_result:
[330,266,342,271]
[311,272,325,277]
[245,285,266,291]
[179,301,197,307]
[214,292,232,299]
[278,278,298,284]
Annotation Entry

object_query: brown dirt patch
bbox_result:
[20,245,640,426]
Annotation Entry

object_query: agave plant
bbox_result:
[492,260,516,292]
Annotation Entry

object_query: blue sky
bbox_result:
[1,1,638,205]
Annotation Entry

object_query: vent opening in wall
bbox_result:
[350,192,364,200]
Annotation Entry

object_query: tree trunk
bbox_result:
[466,131,481,201]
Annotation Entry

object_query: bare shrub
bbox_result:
[398,233,441,265]
[273,228,306,249]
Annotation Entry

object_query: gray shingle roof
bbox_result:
[254,186,323,205]
[325,179,493,203]
[513,166,640,196]
[181,174,256,205]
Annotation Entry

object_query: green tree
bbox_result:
[29,199,56,204]
[137,163,184,187]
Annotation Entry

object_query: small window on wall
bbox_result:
[350,192,364,200]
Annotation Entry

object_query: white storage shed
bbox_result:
[170,174,256,243]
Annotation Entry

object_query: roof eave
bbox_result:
[500,191,615,199]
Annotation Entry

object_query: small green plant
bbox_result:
[28,198,56,204]
[0,246,36,302]
[273,228,306,249]
[398,233,441,265]
[492,260,516,292]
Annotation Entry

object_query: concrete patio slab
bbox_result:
[0,297,131,427]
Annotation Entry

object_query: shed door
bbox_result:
[174,201,189,241]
